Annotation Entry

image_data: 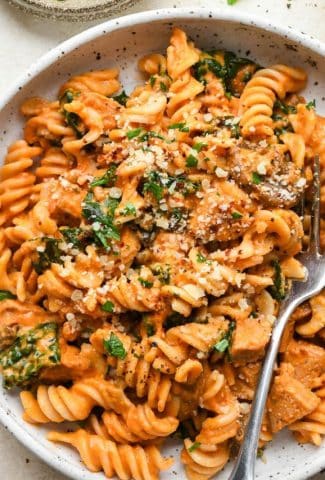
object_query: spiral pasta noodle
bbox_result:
[0,27,323,480]
[48,429,173,480]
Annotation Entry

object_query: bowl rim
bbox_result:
[0,7,324,480]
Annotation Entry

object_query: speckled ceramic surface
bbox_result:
[8,0,140,20]
[0,8,324,480]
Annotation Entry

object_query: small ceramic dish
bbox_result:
[0,7,324,480]
[8,0,139,21]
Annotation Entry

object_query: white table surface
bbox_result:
[0,0,324,478]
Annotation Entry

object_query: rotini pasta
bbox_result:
[0,27,324,480]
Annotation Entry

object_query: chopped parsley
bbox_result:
[143,171,200,201]
[306,99,316,110]
[268,260,286,301]
[60,89,75,104]
[103,333,126,359]
[112,90,129,106]
[188,442,201,453]
[231,211,243,219]
[33,237,63,274]
[252,172,262,185]
[149,75,156,87]
[138,277,153,288]
[168,122,189,132]
[101,300,115,313]
[186,154,198,168]
[214,321,235,355]
[90,164,117,188]
[0,290,16,301]
[126,128,143,139]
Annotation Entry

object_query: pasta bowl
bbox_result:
[0,7,324,480]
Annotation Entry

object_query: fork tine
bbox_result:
[309,155,320,254]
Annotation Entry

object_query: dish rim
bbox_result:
[0,7,324,480]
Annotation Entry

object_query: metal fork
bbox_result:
[229,156,325,480]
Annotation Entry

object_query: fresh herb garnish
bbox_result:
[103,333,126,359]
[268,260,286,301]
[168,122,189,132]
[138,277,153,288]
[33,238,63,274]
[188,442,201,453]
[164,312,189,330]
[160,81,167,92]
[143,316,156,336]
[306,99,316,110]
[252,172,262,185]
[143,171,165,201]
[192,142,207,153]
[113,90,129,106]
[186,154,198,168]
[139,131,165,142]
[60,227,83,248]
[90,164,117,188]
[149,75,156,87]
[0,323,60,389]
[152,264,171,284]
[196,252,208,263]
[82,193,120,248]
[126,128,143,139]
[231,211,243,219]
[214,321,235,354]
[64,111,83,139]
[101,300,115,313]
[120,203,136,216]
[0,290,16,301]
[273,99,297,115]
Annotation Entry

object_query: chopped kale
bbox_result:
[273,99,297,115]
[152,264,171,284]
[0,290,16,301]
[82,193,120,249]
[214,321,235,355]
[0,323,60,389]
[33,237,63,274]
[164,312,189,330]
[101,301,115,313]
[306,99,316,110]
[186,154,198,168]
[138,278,153,288]
[196,251,208,263]
[192,142,207,153]
[143,316,156,336]
[64,111,83,139]
[103,333,126,359]
[60,227,83,248]
[252,172,262,185]
[120,203,136,216]
[268,260,286,301]
[90,164,117,188]
[112,90,129,106]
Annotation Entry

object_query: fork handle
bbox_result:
[228,297,299,480]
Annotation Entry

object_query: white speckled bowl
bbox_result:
[0,8,324,480]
